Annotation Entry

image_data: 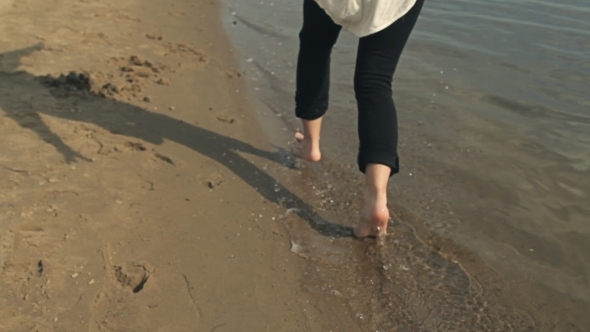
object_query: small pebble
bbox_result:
[71,273,79,278]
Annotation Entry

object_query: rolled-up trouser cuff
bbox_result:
[358,150,400,177]
[295,102,328,121]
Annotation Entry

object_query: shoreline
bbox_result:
[219,1,590,330]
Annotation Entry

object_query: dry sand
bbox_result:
[0,0,355,331]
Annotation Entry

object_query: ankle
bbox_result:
[364,184,386,198]
[310,140,320,152]
[301,131,317,144]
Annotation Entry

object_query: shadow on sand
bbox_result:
[0,44,352,237]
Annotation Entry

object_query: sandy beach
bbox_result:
[0,0,358,330]
[2,0,590,331]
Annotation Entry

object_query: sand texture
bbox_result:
[0,0,355,331]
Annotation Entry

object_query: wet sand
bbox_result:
[220,0,590,331]
[0,0,358,330]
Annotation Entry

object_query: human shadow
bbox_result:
[0,44,352,237]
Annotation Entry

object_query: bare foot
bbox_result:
[291,132,321,162]
[353,193,389,238]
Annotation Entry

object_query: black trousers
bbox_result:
[295,0,424,175]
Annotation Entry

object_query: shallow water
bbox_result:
[220,0,590,330]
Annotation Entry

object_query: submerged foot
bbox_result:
[291,132,321,162]
[353,195,389,238]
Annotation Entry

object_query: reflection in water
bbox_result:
[221,0,590,329]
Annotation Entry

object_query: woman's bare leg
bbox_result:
[292,117,322,162]
[354,163,390,237]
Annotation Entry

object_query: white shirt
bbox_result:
[315,0,417,37]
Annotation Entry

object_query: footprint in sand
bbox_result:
[112,261,154,293]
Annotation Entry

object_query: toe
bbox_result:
[294,132,304,142]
